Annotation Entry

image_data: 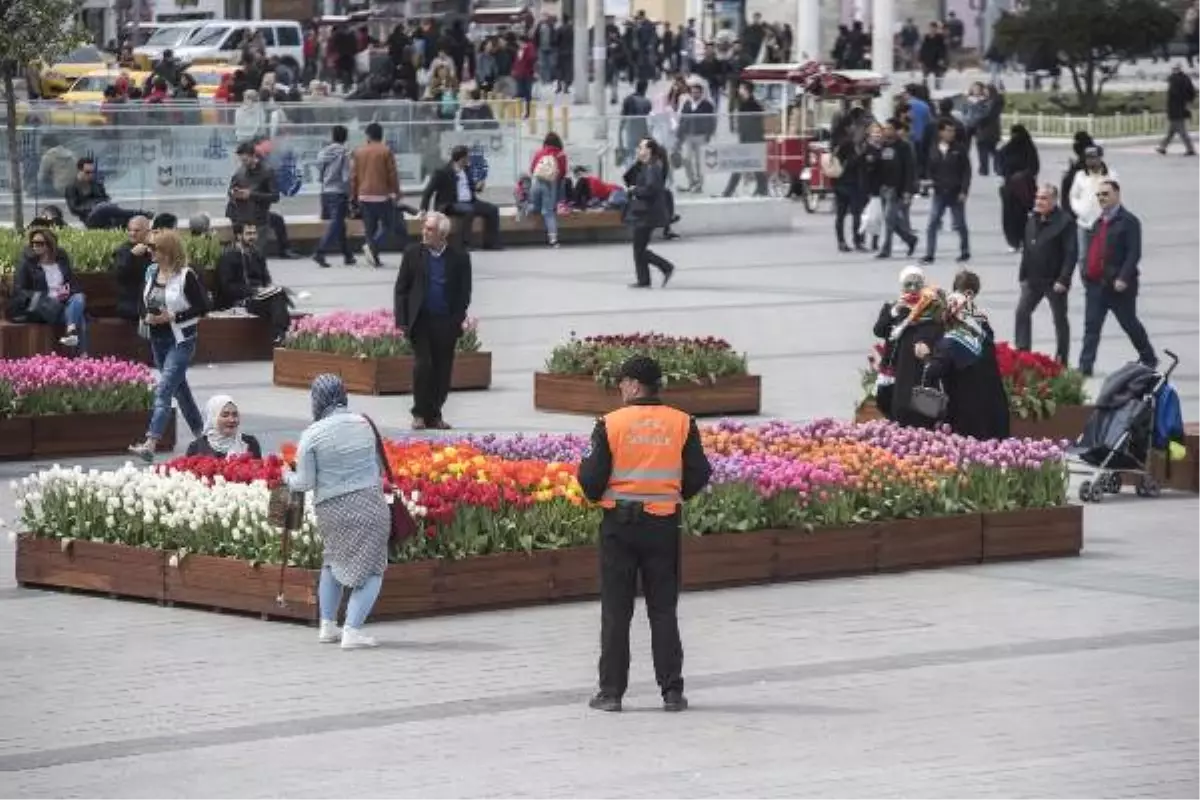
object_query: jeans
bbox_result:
[880,187,917,255]
[319,565,383,629]
[975,139,997,176]
[1078,281,1157,373]
[682,135,706,189]
[55,292,89,354]
[529,178,558,242]
[1014,281,1071,363]
[148,331,203,440]
[1076,225,1095,268]
[360,200,392,260]
[317,192,353,258]
[632,225,674,285]
[1159,119,1196,154]
[924,194,970,260]
[598,513,684,699]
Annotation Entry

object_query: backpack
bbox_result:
[533,153,560,182]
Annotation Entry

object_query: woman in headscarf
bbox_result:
[997,123,1040,252]
[875,265,945,428]
[283,374,391,650]
[186,395,262,458]
[914,272,1010,440]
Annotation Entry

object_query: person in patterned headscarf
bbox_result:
[874,265,945,428]
[283,374,391,649]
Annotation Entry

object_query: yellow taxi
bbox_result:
[184,64,238,98]
[43,69,152,126]
[35,46,116,98]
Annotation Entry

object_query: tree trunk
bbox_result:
[3,66,25,232]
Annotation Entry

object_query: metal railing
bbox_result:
[1002,110,1173,139]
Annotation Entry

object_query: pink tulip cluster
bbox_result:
[0,355,154,395]
[288,309,403,342]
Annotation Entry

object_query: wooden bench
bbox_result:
[0,271,218,322]
[212,209,629,250]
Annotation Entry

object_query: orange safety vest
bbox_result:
[599,404,691,516]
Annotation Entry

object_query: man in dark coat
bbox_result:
[921,119,972,264]
[721,81,768,197]
[110,214,153,321]
[419,145,502,250]
[1077,179,1157,376]
[1015,184,1076,364]
[1158,64,1197,156]
[214,223,292,344]
[394,211,473,430]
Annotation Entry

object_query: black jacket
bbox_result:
[13,251,77,295]
[1020,208,1077,287]
[622,160,669,229]
[226,162,280,226]
[926,140,972,198]
[64,180,112,221]
[1085,206,1142,290]
[186,434,263,459]
[925,322,1010,441]
[111,241,152,320]
[420,163,478,213]
[1167,71,1197,121]
[878,139,915,194]
[393,242,473,330]
[733,96,765,143]
[576,398,713,505]
[214,245,273,310]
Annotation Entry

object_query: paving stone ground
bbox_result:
[0,141,1196,798]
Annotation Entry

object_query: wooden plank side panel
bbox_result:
[534,373,762,417]
[876,514,983,571]
[774,526,880,579]
[682,530,777,587]
[853,400,1095,443]
[165,554,317,621]
[16,536,166,601]
[274,350,493,395]
[0,417,34,459]
[548,546,600,599]
[981,505,1083,561]
[26,410,175,459]
[0,321,57,359]
[431,551,556,610]
[193,316,277,364]
[371,561,439,618]
[88,319,154,365]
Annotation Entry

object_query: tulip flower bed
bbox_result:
[13,420,1081,621]
[273,310,491,395]
[857,341,1093,441]
[0,355,174,460]
[535,333,762,416]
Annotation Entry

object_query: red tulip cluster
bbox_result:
[160,454,288,488]
[994,342,1064,381]
[393,477,536,526]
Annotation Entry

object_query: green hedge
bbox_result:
[0,230,223,276]
[1003,90,1168,116]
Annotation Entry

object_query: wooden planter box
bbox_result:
[0,410,175,461]
[273,349,493,395]
[855,399,1094,442]
[12,507,1084,622]
[1149,423,1199,493]
[981,505,1083,561]
[16,536,165,602]
[193,316,278,364]
[1,271,216,322]
[534,372,763,417]
[165,553,317,621]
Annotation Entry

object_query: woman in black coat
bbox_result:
[997,124,1040,251]
[10,227,88,353]
[916,293,1010,440]
[878,266,943,429]
[622,137,676,288]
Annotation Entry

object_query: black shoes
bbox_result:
[663,690,689,712]
[629,282,651,289]
[588,693,622,712]
[907,237,919,258]
[661,266,674,287]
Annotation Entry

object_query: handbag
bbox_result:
[909,365,949,420]
[362,414,419,544]
[820,152,844,179]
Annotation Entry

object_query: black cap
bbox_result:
[1084,145,1103,157]
[617,355,662,387]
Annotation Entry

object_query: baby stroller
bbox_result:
[1072,350,1182,503]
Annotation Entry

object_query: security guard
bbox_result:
[577,355,713,713]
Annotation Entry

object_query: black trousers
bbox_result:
[409,313,459,422]
[450,200,501,248]
[1000,184,1031,250]
[722,170,768,197]
[1079,281,1157,373]
[1014,281,1070,364]
[632,225,674,286]
[244,293,292,340]
[835,190,864,246]
[598,511,683,698]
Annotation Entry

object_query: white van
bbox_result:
[132,21,210,68]
[172,20,306,73]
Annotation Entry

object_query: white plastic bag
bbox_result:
[859,196,883,238]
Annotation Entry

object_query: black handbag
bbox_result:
[910,365,949,420]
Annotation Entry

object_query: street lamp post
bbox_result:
[796,0,819,63]
[871,0,895,111]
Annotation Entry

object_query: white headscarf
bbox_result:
[203,394,247,457]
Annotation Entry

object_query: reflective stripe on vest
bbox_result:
[599,404,690,516]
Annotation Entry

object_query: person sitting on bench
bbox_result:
[111,215,154,321]
[213,223,293,344]
[7,227,89,354]
[420,145,503,250]
[64,157,151,230]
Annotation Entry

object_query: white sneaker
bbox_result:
[340,626,378,650]
[59,334,79,348]
[318,619,342,643]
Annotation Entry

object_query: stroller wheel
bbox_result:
[1103,473,1123,494]
[1079,480,1099,503]
[1136,475,1162,498]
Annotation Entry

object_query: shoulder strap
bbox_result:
[361,414,397,486]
